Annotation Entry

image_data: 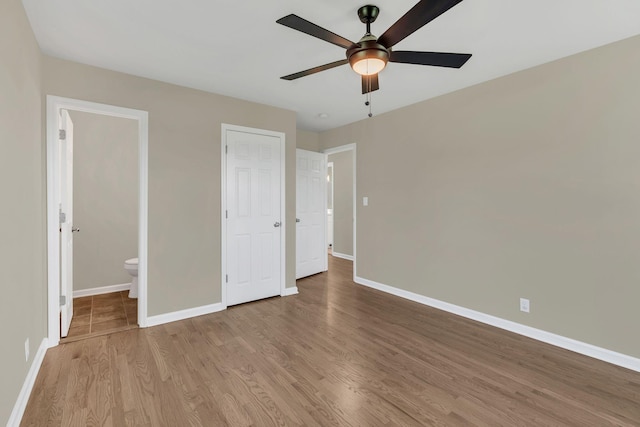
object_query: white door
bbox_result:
[225,129,282,306]
[60,109,74,337]
[296,149,327,279]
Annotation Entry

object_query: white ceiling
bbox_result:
[21,0,640,132]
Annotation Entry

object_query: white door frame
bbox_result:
[323,143,357,280]
[46,96,149,346]
[327,161,334,249]
[220,124,286,308]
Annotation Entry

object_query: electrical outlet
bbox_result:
[24,338,30,362]
[520,298,530,313]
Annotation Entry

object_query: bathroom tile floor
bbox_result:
[62,291,137,342]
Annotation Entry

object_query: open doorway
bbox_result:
[46,96,149,346]
[323,144,356,279]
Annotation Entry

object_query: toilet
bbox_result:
[124,257,138,299]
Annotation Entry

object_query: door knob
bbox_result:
[72,227,80,233]
[273,221,281,228]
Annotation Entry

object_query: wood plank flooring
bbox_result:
[22,255,640,426]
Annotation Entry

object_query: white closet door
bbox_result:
[226,129,282,306]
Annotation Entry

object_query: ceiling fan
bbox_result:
[277,0,471,95]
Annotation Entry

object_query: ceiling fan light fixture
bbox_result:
[347,40,389,76]
[351,57,386,76]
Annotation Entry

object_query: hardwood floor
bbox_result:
[62,291,138,343]
[22,256,640,426]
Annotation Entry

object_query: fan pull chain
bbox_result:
[365,83,373,118]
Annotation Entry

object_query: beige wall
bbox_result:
[296,129,321,152]
[0,0,46,424]
[70,111,138,290]
[44,57,297,316]
[328,150,354,257]
[320,35,640,359]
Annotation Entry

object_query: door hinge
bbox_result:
[225,274,228,283]
[59,295,66,306]
[225,210,228,219]
[59,211,66,224]
[59,129,66,140]
[225,145,228,154]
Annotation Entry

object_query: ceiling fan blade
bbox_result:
[276,14,355,49]
[390,51,472,68]
[281,59,349,81]
[378,0,463,48]
[362,74,379,94]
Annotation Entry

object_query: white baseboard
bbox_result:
[355,276,640,373]
[7,338,48,427]
[282,286,299,297]
[146,303,225,327]
[73,283,131,298]
[332,252,354,261]
[145,287,300,327]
